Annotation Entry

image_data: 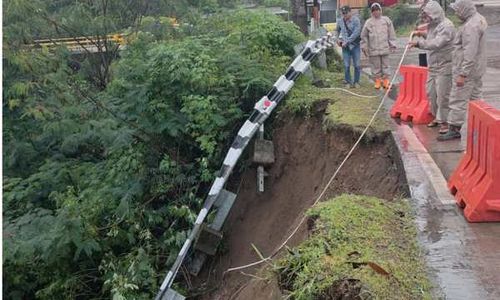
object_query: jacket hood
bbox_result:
[450,0,477,21]
[423,1,445,24]
[370,2,383,14]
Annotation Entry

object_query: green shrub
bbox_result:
[360,4,419,28]
[384,3,419,28]
[3,9,304,299]
[261,0,289,8]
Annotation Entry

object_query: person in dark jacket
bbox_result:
[336,5,362,88]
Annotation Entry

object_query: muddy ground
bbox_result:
[189,102,409,299]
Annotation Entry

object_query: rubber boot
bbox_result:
[374,78,382,89]
[427,120,438,128]
[439,122,449,134]
[437,124,461,141]
[383,78,390,89]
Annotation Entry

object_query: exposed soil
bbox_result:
[319,279,365,300]
[190,101,408,299]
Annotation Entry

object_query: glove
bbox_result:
[408,41,418,48]
[412,30,426,38]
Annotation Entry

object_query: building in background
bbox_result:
[296,0,401,35]
[305,0,340,33]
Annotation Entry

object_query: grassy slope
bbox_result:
[285,68,392,134]
[277,195,432,300]
[276,67,431,299]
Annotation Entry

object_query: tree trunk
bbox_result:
[290,0,308,34]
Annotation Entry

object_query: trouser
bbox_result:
[369,55,390,78]
[447,76,483,126]
[426,69,452,123]
[342,44,361,84]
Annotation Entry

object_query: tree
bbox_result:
[4,0,152,89]
[290,0,308,33]
[3,4,303,299]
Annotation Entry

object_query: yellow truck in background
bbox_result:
[322,22,337,32]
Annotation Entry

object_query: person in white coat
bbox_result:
[361,2,397,89]
[409,0,456,134]
[438,0,488,141]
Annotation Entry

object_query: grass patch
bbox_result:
[396,24,414,37]
[276,195,432,300]
[285,68,391,134]
[447,13,462,27]
[284,70,344,114]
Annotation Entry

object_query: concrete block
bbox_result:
[211,190,236,231]
[194,224,223,256]
[160,289,185,300]
[187,189,236,275]
[186,252,207,276]
[253,139,275,165]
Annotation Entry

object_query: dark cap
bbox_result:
[341,5,351,14]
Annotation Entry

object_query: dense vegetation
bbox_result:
[2,1,303,298]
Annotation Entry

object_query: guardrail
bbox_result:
[155,33,336,300]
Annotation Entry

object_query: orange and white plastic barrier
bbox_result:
[390,65,434,124]
[448,100,500,222]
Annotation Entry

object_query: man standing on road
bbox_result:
[361,2,397,90]
[336,5,362,89]
[437,0,488,141]
[409,1,456,135]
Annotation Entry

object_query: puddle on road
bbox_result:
[393,126,500,300]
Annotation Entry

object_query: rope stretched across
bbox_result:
[155,34,336,300]
[324,87,378,98]
[226,33,415,274]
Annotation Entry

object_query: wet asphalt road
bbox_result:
[336,6,500,297]
[392,9,500,300]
